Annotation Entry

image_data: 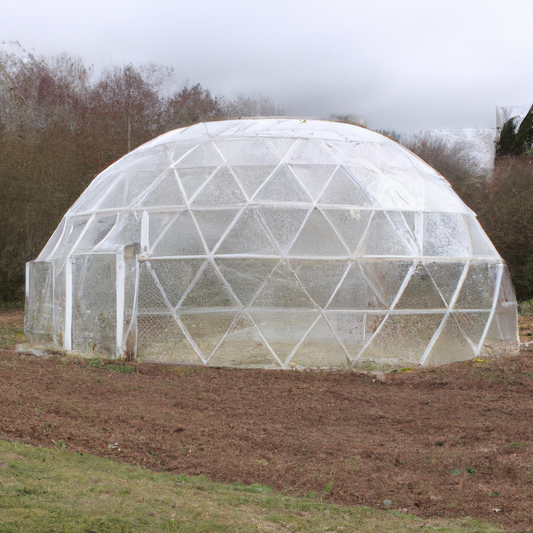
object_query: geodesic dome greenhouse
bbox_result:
[25,119,518,368]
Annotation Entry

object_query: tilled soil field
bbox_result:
[2,309,533,531]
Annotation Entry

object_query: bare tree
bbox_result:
[223,93,284,118]
[164,83,224,129]
[0,45,286,302]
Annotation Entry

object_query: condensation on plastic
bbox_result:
[25,119,519,367]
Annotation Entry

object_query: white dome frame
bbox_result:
[25,119,519,368]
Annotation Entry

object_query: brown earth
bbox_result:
[2,309,533,531]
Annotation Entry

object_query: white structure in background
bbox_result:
[425,128,496,180]
[25,119,518,368]
[401,105,532,182]
[496,104,531,132]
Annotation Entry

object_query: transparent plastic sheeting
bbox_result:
[25,119,519,368]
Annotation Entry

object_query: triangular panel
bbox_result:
[269,138,298,160]
[492,272,518,342]
[289,315,350,368]
[191,167,247,206]
[152,210,206,256]
[251,261,315,309]
[325,311,367,359]
[453,311,490,347]
[253,165,312,203]
[318,167,372,206]
[386,211,418,254]
[179,311,238,361]
[343,165,383,204]
[357,211,413,256]
[170,143,202,167]
[360,260,413,309]
[113,145,170,173]
[73,214,118,253]
[193,209,241,251]
[230,165,277,199]
[288,164,337,201]
[208,313,281,367]
[137,262,172,314]
[327,262,385,310]
[137,314,202,364]
[216,258,279,307]
[402,211,417,236]
[285,139,338,165]
[147,212,179,251]
[215,138,281,166]
[95,211,142,252]
[248,309,319,362]
[379,180,417,210]
[176,167,218,201]
[423,315,475,366]
[423,213,471,258]
[465,216,498,257]
[215,209,278,256]
[173,141,225,169]
[258,207,310,254]
[485,313,504,343]
[150,258,206,308]
[137,169,186,207]
[454,262,499,310]
[96,174,128,210]
[124,169,167,207]
[291,259,349,309]
[424,261,466,307]
[360,313,444,366]
[288,209,348,257]
[322,209,372,254]
[394,265,447,310]
[98,170,165,210]
[179,261,239,309]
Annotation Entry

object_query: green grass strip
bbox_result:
[0,440,504,533]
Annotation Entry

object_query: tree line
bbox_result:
[2,44,533,304]
[0,46,283,302]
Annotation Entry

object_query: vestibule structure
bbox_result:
[25,119,519,368]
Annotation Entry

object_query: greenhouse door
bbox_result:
[64,244,139,358]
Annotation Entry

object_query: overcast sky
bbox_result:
[1,0,532,132]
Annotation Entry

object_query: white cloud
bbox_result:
[1,0,532,132]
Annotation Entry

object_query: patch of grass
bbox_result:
[85,358,135,373]
[231,483,272,494]
[104,363,136,374]
[173,366,201,374]
[0,440,505,532]
[518,298,533,316]
[0,326,25,348]
[0,309,25,348]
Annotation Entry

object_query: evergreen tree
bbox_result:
[496,116,517,156]
[512,104,533,155]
